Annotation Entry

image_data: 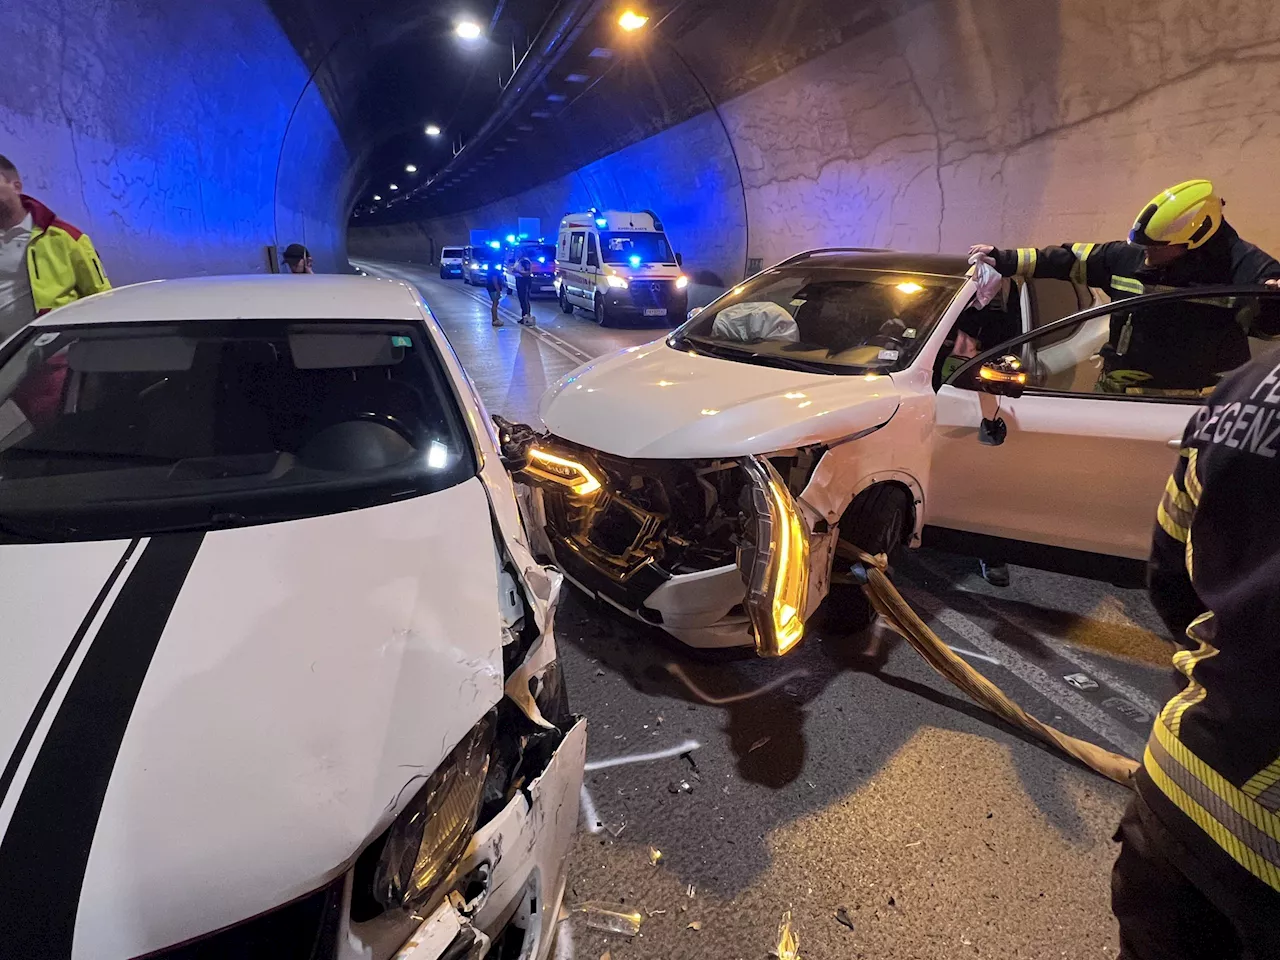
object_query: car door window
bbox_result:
[569,233,586,265]
[951,288,1280,400]
[586,235,599,268]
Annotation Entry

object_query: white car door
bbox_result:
[927,287,1280,566]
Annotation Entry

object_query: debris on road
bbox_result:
[748,737,771,754]
[571,902,644,936]
[771,910,800,959]
[687,921,702,931]
[648,846,663,866]
[835,906,856,931]
[687,884,696,898]
[668,779,693,794]
[646,908,667,917]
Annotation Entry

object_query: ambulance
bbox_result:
[555,209,688,327]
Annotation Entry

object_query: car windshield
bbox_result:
[514,243,556,264]
[0,320,477,542]
[600,231,675,265]
[671,266,965,374]
[442,248,462,258]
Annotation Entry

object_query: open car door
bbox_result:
[926,287,1280,580]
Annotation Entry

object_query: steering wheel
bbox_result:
[347,411,420,446]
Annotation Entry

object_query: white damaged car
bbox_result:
[500,249,1280,655]
[0,276,584,959]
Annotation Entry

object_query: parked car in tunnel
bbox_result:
[461,243,502,286]
[498,248,1280,655]
[502,239,559,298]
[0,276,584,960]
[439,245,465,279]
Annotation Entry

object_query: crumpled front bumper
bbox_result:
[392,717,586,960]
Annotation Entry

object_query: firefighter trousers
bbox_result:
[1111,795,1280,959]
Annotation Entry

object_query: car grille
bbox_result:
[628,280,673,310]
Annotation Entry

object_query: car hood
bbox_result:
[0,479,507,958]
[539,341,901,458]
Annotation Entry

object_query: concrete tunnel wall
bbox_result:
[1,0,352,286]
[349,0,1280,285]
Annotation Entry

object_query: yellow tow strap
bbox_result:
[848,548,1140,788]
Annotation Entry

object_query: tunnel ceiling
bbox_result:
[266,0,933,226]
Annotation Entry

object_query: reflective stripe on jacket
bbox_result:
[21,195,111,315]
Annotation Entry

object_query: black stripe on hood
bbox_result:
[0,539,142,809]
[0,532,204,957]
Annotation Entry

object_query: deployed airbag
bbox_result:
[711,302,799,343]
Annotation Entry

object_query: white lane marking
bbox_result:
[666,663,809,705]
[920,560,1164,719]
[901,584,1147,759]
[579,785,603,835]
[947,646,1002,666]
[584,739,701,772]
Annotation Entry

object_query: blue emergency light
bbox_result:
[506,234,516,243]
[595,217,608,228]
[629,255,642,267]
[488,240,501,250]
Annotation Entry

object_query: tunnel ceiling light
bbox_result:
[455,20,483,40]
[405,164,418,173]
[425,124,442,136]
[618,10,649,30]
[389,183,399,191]
[372,194,382,201]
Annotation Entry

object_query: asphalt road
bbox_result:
[357,259,1176,960]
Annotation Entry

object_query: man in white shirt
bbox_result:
[0,162,35,341]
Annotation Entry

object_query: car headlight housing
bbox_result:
[372,715,494,911]
[605,274,629,289]
[675,275,689,289]
[738,456,811,657]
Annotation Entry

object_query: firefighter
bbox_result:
[1109,344,1280,958]
[971,179,1280,396]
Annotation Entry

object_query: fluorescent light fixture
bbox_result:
[373,194,382,201]
[405,164,418,173]
[455,20,483,40]
[389,183,399,191]
[425,124,442,136]
[618,10,649,30]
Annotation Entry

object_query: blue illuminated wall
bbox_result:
[349,109,748,288]
[0,0,350,285]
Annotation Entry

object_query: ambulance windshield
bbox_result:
[600,231,675,265]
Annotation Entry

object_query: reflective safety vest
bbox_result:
[1146,353,1280,892]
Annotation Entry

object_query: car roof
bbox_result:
[31,275,425,326]
[782,249,973,278]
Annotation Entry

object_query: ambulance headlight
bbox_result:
[675,275,689,290]
[606,274,629,289]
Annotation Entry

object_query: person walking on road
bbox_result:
[0,153,110,343]
[1110,345,1280,959]
[969,178,1280,587]
[485,267,506,327]
[513,254,536,326]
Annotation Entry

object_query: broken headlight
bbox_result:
[372,715,494,912]
[739,456,811,657]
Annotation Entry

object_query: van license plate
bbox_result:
[644,308,668,317]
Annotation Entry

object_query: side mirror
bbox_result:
[976,354,1028,398]
[675,252,684,267]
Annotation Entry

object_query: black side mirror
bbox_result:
[975,354,1027,399]
[675,252,684,267]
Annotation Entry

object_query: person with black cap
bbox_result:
[282,244,313,275]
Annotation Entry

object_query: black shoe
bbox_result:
[980,560,1010,587]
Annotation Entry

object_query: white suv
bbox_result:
[499,249,1280,655]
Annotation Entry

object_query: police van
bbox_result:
[555,210,688,327]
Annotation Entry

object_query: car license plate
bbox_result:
[541,285,556,292]
[644,308,667,317]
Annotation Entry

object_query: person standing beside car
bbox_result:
[485,265,506,327]
[514,254,536,326]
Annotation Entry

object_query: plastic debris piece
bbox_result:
[668,779,693,794]
[648,846,663,866]
[646,908,667,917]
[687,921,702,931]
[571,902,644,936]
[687,884,696,898]
[748,737,771,753]
[773,910,800,960]
[600,953,611,960]
[835,906,855,931]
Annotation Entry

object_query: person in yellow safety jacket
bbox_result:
[971,179,1280,396]
[1109,345,1280,959]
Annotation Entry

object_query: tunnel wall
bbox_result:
[353,0,1280,283]
[1,0,351,286]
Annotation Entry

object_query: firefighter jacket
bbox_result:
[1144,350,1280,893]
[990,223,1280,391]
[21,195,111,315]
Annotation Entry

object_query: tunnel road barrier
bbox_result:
[847,548,1140,788]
